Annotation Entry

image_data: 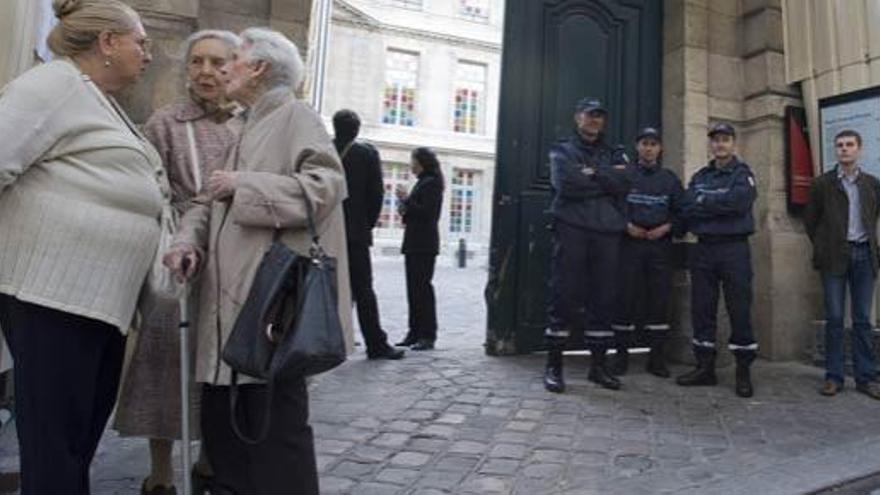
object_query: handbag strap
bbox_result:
[294,175,320,249]
[185,121,203,192]
[229,371,275,445]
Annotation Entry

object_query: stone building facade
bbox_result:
[2,0,877,362]
[322,0,504,264]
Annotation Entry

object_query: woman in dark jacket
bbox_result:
[395,147,444,350]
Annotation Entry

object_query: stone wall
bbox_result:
[120,0,315,123]
[663,0,818,364]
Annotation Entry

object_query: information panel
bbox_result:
[819,85,880,175]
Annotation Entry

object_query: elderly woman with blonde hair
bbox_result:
[164,27,352,495]
[113,29,241,495]
[0,0,161,493]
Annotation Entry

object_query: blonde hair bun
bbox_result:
[53,0,83,19]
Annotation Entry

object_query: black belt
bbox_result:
[698,234,749,244]
[848,240,869,246]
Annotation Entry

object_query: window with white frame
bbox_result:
[382,50,419,127]
[453,61,487,134]
[377,163,411,234]
[449,169,480,234]
[458,0,489,22]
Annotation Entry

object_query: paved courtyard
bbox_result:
[3,259,880,494]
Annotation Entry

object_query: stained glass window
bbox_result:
[390,0,422,10]
[459,0,489,22]
[449,169,478,234]
[377,163,411,233]
[453,62,486,134]
[383,50,419,127]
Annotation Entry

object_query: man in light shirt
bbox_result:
[804,129,880,399]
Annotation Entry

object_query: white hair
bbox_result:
[239,27,305,90]
[182,29,241,62]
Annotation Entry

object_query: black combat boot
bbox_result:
[588,349,621,390]
[610,348,629,376]
[734,353,754,398]
[646,336,670,378]
[609,334,630,376]
[675,349,717,386]
[543,348,565,393]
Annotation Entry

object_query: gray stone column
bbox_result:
[739,0,820,361]
[663,0,713,366]
[663,0,819,365]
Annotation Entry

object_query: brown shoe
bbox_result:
[856,382,880,400]
[819,380,841,396]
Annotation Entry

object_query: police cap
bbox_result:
[636,126,661,142]
[707,122,736,138]
[575,97,608,115]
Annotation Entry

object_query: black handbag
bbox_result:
[221,177,346,444]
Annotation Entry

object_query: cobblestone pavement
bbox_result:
[3,259,880,494]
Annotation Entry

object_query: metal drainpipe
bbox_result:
[310,0,333,113]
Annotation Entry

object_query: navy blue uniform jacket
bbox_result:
[679,157,757,237]
[625,161,684,233]
[549,132,631,232]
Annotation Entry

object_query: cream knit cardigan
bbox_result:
[0,59,164,333]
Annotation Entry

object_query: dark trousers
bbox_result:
[201,379,318,495]
[613,238,673,339]
[690,240,756,362]
[0,294,124,495]
[822,242,877,385]
[347,242,389,351]
[546,221,621,350]
[405,254,438,342]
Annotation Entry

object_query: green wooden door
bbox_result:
[485,0,663,355]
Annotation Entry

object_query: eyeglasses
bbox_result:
[134,37,153,54]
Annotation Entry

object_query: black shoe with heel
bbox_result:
[191,467,215,495]
[368,344,405,360]
[141,479,176,495]
[411,339,435,351]
[395,333,418,347]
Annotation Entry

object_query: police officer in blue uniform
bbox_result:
[610,127,683,378]
[544,97,631,393]
[676,122,757,398]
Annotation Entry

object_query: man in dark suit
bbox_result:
[333,110,404,360]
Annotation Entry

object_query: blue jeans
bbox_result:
[822,243,877,385]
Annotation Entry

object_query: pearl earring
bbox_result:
[104,59,112,68]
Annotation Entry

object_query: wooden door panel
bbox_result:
[487,0,662,354]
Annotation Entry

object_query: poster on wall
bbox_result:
[819,85,880,175]
[784,106,813,212]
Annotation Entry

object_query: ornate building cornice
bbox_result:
[333,0,501,53]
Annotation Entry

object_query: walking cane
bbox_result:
[178,279,193,495]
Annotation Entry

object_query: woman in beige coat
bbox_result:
[164,27,352,495]
[0,1,160,493]
[114,29,240,495]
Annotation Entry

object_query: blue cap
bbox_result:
[707,122,736,138]
[636,126,661,142]
[575,97,607,115]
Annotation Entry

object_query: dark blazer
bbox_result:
[804,166,880,275]
[401,172,444,255]
[335,139,384,246]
